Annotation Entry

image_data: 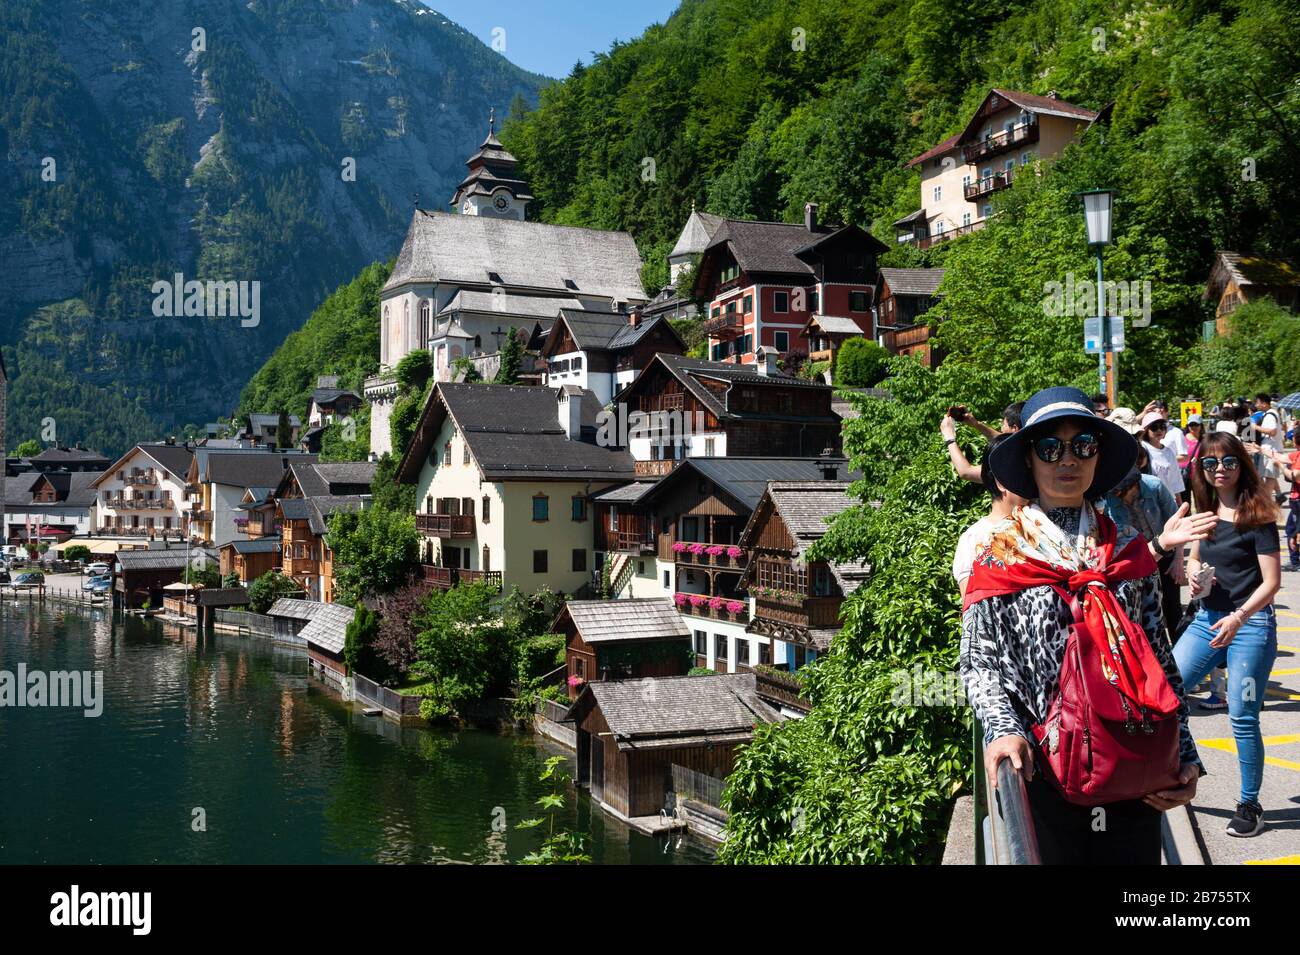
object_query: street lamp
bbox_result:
[1079,190,1115,403]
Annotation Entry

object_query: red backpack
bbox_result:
[1030,587,1182,805]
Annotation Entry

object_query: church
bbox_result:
[365,112,648,456]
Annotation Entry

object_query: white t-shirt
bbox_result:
[953,515,999,587]
[1144,439,1185,495]
[1164,424,1188,460]
[1216,419,1239,436]
[1258,409,1281,453]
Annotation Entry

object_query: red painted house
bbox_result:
[692,203,887,366]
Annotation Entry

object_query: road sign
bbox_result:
[1084,316,1125,354]
[1180,401,1202,429]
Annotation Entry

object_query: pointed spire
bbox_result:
[413,192,421,210]
[691,198,696,214]
[488,107,495,136]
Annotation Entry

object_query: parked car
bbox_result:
[85,561,111,577]
[12,570,45,587]
[86,576,112,594]
[82,573,111,591]
[0,569,9,584]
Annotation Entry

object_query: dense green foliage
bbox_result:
[409,581,517,721]
[494,329,524,384]
[246,570,301,614]
[343,605,380,675]
[834,338,889,387]
[1179,299,1300,400]
[326,505,420,606]
[62,544,90,563]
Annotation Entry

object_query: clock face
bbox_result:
[493,194,510,211]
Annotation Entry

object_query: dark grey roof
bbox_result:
[383,210,647,303]
[399,383,636,482]
[892,207,927,227]
[311,461,377,493]
[278,498,314,521]
[704,219,834,276]
[196,588,250,608]
[307,495,366,535]
[567,674,779,750]
[880,267,945,297]
[442,290,582,318]
[561,598,690,644]
[202,451,316,488]
[591,482,657,504]
[249,413,302,430]
[298,603,355,655]
[311,388,361,406]
[642,457,856,513]
[29,447,110,466]
[222,537,282,555]
[116,549,192,571]
[618,354,833,424]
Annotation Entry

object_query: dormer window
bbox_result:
[487,271,503,284]
[563,279,578,290]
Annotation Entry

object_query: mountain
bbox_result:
[0,0,547,457]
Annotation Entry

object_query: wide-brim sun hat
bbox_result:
[1106,407,1142,436]
[988,386,1139,500]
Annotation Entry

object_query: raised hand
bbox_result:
[1159,502,1217,550]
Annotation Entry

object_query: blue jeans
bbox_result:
[1286,500,1300,566]
[1174,606,1278,805]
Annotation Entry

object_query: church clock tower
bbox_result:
[449,109,533,220]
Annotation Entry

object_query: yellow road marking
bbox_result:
[1197,735,1300,772]
[1280,645,1300,653]
[1272,667,1300,676]
[1278,610,1300,620]
[1266,689,1300,701]
[1245,855,1300,865]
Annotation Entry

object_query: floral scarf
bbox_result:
[964,503,1179,720]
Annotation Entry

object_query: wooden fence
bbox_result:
[353,673,424,719]
[535,698,572,724]
[211,609,307,646]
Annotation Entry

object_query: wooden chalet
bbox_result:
[878,268,945,367]
[565,673,780,820]
[539,307,686,406]
[1204,251,1300,335]
[114,546,195,609]
[219,537,281,584]
[612,353,842,474]
[739,482,869,678]
[556,598,693,700]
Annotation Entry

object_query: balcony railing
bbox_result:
[754,666,812,713]
[419,565,503,591]
[416,513,476,538]
[916,220,985,249]
[703,312,745,337]
[961,120,1038,164]
[107,497,174,510]
[673,544,748,570]
[95,526,185,540]
[634,459,680,478]
[964,168,1014,201]
[118,470,159,487]
[754,593,844,629]
[612,529,655,554]
[673,593,750,624]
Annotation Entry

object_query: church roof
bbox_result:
[438,290,582,318]
[669,209,725,260]
[383,210,647,303]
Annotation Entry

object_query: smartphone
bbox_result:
[947,404,968,422]
[1193,564,1215,594]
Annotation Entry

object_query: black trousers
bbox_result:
[1024,774,1162,865]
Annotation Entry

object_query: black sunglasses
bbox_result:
[1200,455,1240,473]
[1033,433,1101,464]
[1147,422,1168,433]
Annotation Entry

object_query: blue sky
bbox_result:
[424,1,682,78]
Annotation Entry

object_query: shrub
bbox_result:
[834,338,889,388]
[63,545,92,563]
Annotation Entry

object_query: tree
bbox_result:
[835,338,889,387]
[247,570,301,613]
[276,409,292,448]
[388,388,426,461]
[395,350,433,394]
[410,580,515,720]
[327,505,420,605]
[183,563,222,589]
[221,572,241,589]
[343,604,380,675]
[63,544,91,563]
[494,328,523,385]
[14,439,42,458]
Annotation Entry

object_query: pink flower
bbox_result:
[673,592,687,606]
[726,600,745,614]
[671,541,687,553]
[726,546,743,559]
[688,543,706,555]
[688,594,706,607]
[705,545,724,557]
[709,596,724,610]
[567,675,585,688]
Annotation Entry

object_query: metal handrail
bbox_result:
[974,719,1041,865]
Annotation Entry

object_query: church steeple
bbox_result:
[449,108,533,220]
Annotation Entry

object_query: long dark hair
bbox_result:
[1189,431,1277,530]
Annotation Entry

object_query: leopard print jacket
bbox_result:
[960,507,1203,772]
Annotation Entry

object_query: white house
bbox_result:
[89,441,196,540]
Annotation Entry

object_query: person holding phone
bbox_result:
[940,400,1024,484]
[1175,431,1281,837]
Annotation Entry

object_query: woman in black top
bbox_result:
[1174,431,1281,837]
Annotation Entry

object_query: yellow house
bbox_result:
[395,382,636,596]
[895,89,1102,248]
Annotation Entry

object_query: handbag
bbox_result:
[1030,588,1182,806]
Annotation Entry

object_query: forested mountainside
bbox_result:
[0,0,546,456]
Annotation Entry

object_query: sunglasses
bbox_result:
[1200,455,1240,473]
[1147,422,1167,433]
[1033,433,1101,464]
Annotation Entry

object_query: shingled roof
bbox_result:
[29,446,110,467]
[116,549,193,571]
[740,481,871,593]
[640,457,855,513]
[1205,251,1300,300]
[383,210,647,303]
[565,673,780,750]
[297,603,355,656]
[396,382,636,483]
[543,309,684,357]
[440,290,582,319]
[196,450,316,488]
[615,354,836,424]
[880,267,945,297]
[558,598,690,645]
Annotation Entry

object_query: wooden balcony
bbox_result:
[703,312,745,337]
[964,168,1014,201]
[674,595,750,625]
[673,545,748,570]
[286,557,319,576]
[419,565,502,591]
[634,459,680,478]
[916,220,985,249]
[611,529,656,554]
[753,594,844,629]
[754,666,812,713]
[119,471,159,487]
[961,120,1038,164]
[416,513,476,538]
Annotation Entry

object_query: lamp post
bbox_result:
[1080,189,1115,404]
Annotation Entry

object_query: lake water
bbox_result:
[0,597,714,864]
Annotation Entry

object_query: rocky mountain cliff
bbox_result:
[0,0,547,456]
